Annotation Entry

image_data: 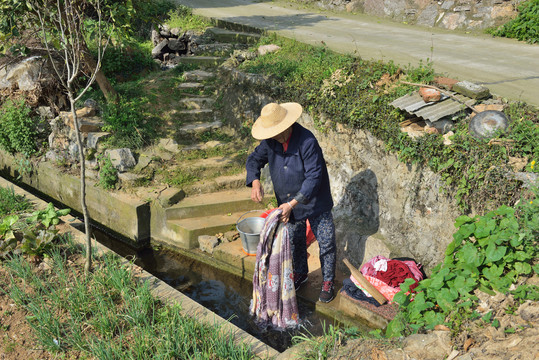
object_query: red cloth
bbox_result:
[282,129,293,152]
[374,260,419,291]
[261,209,316,247]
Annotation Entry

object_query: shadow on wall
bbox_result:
[333,169,380,270]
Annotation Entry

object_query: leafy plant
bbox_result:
[98,155,118,189]
[0,203,70,259]
[386,188,538,337]
[487,0,539,44]
[0,99,38,155]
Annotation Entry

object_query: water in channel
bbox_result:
[91,226,336,352]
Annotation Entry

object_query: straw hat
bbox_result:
[251,102,303,140]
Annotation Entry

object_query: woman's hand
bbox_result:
[251,179,264,203]
[278,199,297,224]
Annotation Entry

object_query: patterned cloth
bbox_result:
[250,209,300,330]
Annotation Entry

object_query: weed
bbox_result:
[98,155,118,190]
[0,99,38,155]
[0,185,32,216]
[165,5,212,31]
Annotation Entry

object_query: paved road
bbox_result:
[175,0,539,108]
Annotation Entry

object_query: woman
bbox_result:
[246,102,337,303]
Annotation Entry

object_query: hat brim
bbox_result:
[251,102,303,140]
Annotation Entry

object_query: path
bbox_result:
[175,0,539,107]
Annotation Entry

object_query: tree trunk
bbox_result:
[82,51,118,103]
[69,93,93,272]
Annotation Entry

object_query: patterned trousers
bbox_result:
[288,210,336,282]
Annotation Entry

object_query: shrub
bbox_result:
[0,99,38,155]
[487,0,539,44]
[99,41,157,82]
[101,96,156,149]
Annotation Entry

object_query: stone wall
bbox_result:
[221,69,461,272]
[302,0,524,31]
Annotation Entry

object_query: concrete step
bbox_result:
[176,56,225,67]
[180,97,216,110]
[166,187,255,220]
[178,120,222,135]
[183,156,237,170]
[207,27,261,44]
[166,209,262,249]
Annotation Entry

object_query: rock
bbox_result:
[427,118,454,134]
[83,98,99,110]
[402,331,452,360]
[152,39,169,59]
[170,27,182,36]
[199,235,219,254]
[443,131,454,145]
[519,301,539,321]
[37,106,54,120]
[424,126,440,134]
[453,81,490,100]
[258,44,281,56]
[224,230,239,242]
[346,0,362,12]
[0,55,46,91]
[151,29,161,46]
[105,148,137,172]
[168,39,186,52]
[86,132,110,149]
[158,138,180,153]
[434,76,459,90]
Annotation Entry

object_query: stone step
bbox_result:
[183,156,237,170]
[166,209,262,249]
[178,120,222,134]
[176,56,225,67]
[183,70,216,82]
[191,43,236,56]
[177,82,204,90]
[180,97,216,110]
[166,187,254,220]
[207,27,261,44]
[183,172,245,195]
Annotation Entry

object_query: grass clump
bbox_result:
[165,5,212,32]
[2,238,256,359]
[486,0,539,44]
[0,186,32,216]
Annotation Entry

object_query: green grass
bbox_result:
[2,237,256,359]
[0,185,33,216]
[165,5,213,32]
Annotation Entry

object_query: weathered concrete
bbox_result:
[0,150,150,247]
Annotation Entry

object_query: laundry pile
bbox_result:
[342,255,424,305]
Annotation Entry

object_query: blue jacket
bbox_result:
[246,123,333,222]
